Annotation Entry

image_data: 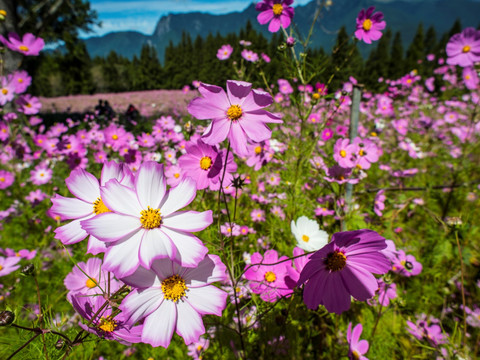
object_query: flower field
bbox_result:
[1,1,480,359]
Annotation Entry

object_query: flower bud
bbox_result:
[0,310,15,326]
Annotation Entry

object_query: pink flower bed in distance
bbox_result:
[39,89,197,117]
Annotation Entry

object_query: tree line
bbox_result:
[26,19,466,98]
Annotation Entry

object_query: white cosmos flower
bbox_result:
[291,216,328,252]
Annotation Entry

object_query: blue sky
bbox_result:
[85,0,313,37]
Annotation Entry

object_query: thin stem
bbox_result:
[33,275,49,360]
[455,231,467,347]
[7,333,41,360]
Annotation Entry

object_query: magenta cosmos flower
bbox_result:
[354,7,386,44]
[81,161,212,278]
[446,27,480,67]
[16,94,42,115]
[71,294,143,345]
[119,255,227,348]
[244,249,294,302]
[0,169,14,189]
[347,323,369,360]
[297,230,391,314]
[256,0,294,33]
[178,138,237,191]
[188,80,282,156]
[0,32,45,56]
[0,256,21,277]
[51,161,134,255]
[217,44,233,60]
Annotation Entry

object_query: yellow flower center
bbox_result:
[264,271,276,283]
[18,78,23,83]
[0,10,6,17]
[340,150,347,158]
[352,350,361,360]
[199,156,212,170]
[254,146,262,154]
[371,132,377,137]
[356,164,362,169]
[112,134,118,140]
[0,265,3,271]
[325,251,347,271]
[98,317,117,333]
[0,177,5,182]
[2,89,8,95]
[140,207,162,229]
[19,45,29,52]
[86,278,98,288]
[362,18,372,31]
[465,75,471,80]
[407,79,412,84]
[359,149,365,156]
[174,173,180,178]
[162,274,187,302]
[272,3,283,15]
[227,105,242,121]
[463,45,471,53]
[93,197,111,215]
[302,234,310,242]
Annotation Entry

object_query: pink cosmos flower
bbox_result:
[246,141,274,171]
[119,255,228,348]
[81,161,212,278]
[71,294,143,345]
[0,32,45,56]
[0,77,15,106]
[16,94,42,115]
[178,138,237,191]
[347,323,369,360]
[10,70,31,94]
[2,248,36,260]
[30,165,52,185]
[250,208,266,222]
[244,249,294,302]
[333,138,358,168]
[64,257,121,299]
[261,53,271,63]
[217,44,233,60]
[0,169,14,189]
[392,250,422,277]
[321,128,334,141]
[256,0,294,33]
[298,230,391,314]
[352,137,379,170]
[278,79,293,94]
[50,161,134,255]
[0,256,21,276]
[241,49,258,62]
[187,80,282,156]
[462,66,479,90]
[446,27,480,67]
[354,7,386,44]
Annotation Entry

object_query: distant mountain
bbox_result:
[80,0,480,61]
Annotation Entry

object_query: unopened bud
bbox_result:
[55,339,66,350]
[0,310,15,326]
[21,263,35,276]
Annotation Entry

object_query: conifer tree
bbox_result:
[388,32,404,79]
[405,23,425,72]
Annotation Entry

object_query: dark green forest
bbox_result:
[27,19,465,97]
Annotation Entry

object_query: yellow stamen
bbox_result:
[302,234,309,242]
[370,132,377,137]
[0,265,3,271]
[93,197,111,215]
[199,156,212,170]
[162,274,187,302]
[463,45,471,53]
[227,105,242,121]
[264,271,276,283]
[19,45,29,52]
[0,177,4,182]
[362,18,372,31]
[340,150,347,158]
[359,149,365,156]
[18,78,23,83]
[0,10,6,17]
[98,317,117,332]
[272,3,283,15]
[2,89,8,95]
[86,278,98,288]
[254,146,262,154]
[140,207,162,229]
[112,134,118,140]
[325,251,347,271]
[174,173,180,178]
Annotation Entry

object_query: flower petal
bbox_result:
[175,300,205,345]
[187,286,227,316]
[163,210,213,232]
[135,161,166,209]
[139,228,176,268]
[120,287,163,326]
[160,177,197,216]
[141,300,177,348]
[65,169,100,203]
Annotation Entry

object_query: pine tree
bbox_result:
[405,23,425,72]
[388,32,404,79]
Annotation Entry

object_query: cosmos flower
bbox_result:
[354,7,386,44]
[178,138,237,191]
[187,80,282,156]
[81,161,212,278]
[0,32,45,56]
[217,44,233,60]
[291,216,329,252]
[298,230,391,314]
[0,256,21,277]
[241,49,259,62]
[71,294,143,345]
[244,249,294,302]
[16,94,42,115]
[333,138,358,169]
[30,165,52,185]
[50,161,134,255]
[256,0,294,33]
[446,27,480,67]
[347,323,369,360]
[119,255,228,348]
[0,77,15,106]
